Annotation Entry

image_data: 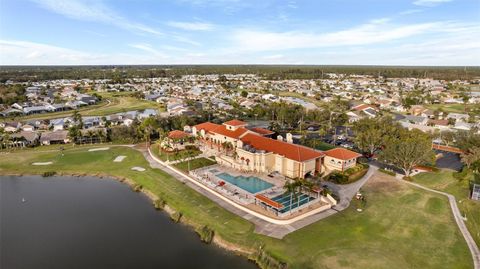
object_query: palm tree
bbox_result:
[283,181,296,213]
[87,130,94,144]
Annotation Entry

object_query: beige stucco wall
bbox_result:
[324,156,357,171]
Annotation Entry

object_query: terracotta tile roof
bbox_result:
[194,122,221,133]
[324,148,362,160]
[194,122,249,139]
[223,119,247,126]
[211,125,250,139]
[353,104,377,111]
[168,130,189,140]
[250,127,275,136]
[240,133,324,162]
[427,119,449,126]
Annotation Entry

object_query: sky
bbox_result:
[0,0,479,65]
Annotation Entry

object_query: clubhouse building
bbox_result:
[191,120,361,179]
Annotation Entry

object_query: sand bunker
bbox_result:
[88,147,110,152]
[32,162,53,166]
[131,166,146,172]
[114,155,127,162]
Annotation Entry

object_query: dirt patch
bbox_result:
[364,172,405,194]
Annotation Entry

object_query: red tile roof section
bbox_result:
[240,133,324,162]
[194,122,221,133]
[212,125,250,139]
[194,122,249,139]
[324,148,362,160]
[255,194,284,209]
[250,127,275,136]
[168,130,189,140]
[223,119,247,126]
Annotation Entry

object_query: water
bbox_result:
[271,193,316,213]
[0,176,257,269]
[216,173,274,194]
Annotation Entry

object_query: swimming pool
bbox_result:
[216,173,274,194]
[271,192,316,213]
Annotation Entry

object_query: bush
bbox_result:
[132,183,142,192]
[185,145,199,151]
[453,167,469,181]
[326,171,349,184]
[379,168,396,176]
[153,198,166,210]
[42,171,56,177]
[197,225,215,244]
[251,247,288,269]
[403,176,413,181]
[171,211,183,223]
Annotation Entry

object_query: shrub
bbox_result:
[379,168,396,176]
[42,171,56,177]
[403,176,413,181]
[153,198,166,210]
[132,183,142,192]
[453,167,469,181]
[251,247,288,269]
[326,171,349,184]
[185,145,199,151]
[197,225,215,244]
[171,211,183,223]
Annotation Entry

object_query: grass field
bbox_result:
[425,103,473,114]
[0,146,473,269]
[174,157,217,172]
[414,170,480,247]
[2,92,163,121]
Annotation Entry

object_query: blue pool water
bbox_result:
[216,173,274,194]
[271,193,316,213]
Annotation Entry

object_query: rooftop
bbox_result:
[324,148,362,161]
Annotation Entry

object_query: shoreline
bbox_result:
[0,172,257,263]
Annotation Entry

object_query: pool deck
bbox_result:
[142,146,378,239]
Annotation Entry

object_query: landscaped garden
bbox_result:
[151,144,201,162]
[325,163,369,184]
[0,146,473,269]
[174,157,217,172]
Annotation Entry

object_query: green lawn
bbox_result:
[414,170,480,247]
[425,103,472,114]
[174,157,217,172]
[0,147,473,269]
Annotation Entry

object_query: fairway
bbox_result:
[0,146,473,269]
[414,170,480,247]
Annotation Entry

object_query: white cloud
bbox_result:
[31,0,161,35]
[230,21,444,52]
[399,9,423,15]
[413,0,453,7]
[129,43,168,58]
[167,21,214,31]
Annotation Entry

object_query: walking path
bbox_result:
[139,146,377,238]
[394,176,480,269]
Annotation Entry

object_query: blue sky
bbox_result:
[0,0,479,65]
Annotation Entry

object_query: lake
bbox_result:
[0,175,257,269]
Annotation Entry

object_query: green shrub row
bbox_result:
[378,168,396,176]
